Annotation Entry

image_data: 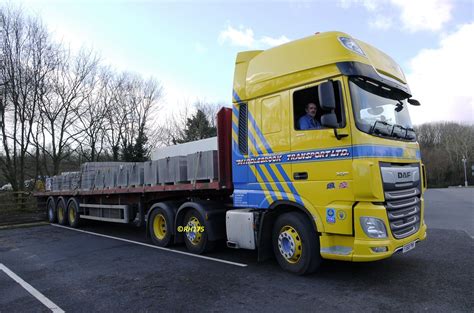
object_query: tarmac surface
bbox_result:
[0,188,473,312]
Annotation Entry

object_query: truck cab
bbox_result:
[230,31,427,274]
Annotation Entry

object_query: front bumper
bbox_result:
[320,201,427,262]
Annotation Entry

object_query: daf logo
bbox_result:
[398,172,411,179]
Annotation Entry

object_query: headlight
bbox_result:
[360,217,387,238]
[338,37,366,57]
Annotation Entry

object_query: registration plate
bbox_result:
[402,241,416,253]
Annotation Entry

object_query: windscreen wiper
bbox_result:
[370,120,393,136]
[391,124,407,138]
[405,127,416,140]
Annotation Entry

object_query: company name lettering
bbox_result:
[236,155,283,165]
[287,149,350,161]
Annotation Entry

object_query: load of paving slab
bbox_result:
[152,137,218,184]
[48,137,218,191]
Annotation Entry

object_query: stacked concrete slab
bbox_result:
[129,163,145,187]
[104,167,118,189]
[187,150,218,182]
[158,156,188,184]
[45,177,53,191]
[52,175,62,191]
[117,164,130,188]
[144,161,159,186]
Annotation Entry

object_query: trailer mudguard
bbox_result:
[175,200,227,243]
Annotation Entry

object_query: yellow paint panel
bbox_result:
[261,95,281,134]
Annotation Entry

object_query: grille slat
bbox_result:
[385,187,421,239]
[387,205,419,220]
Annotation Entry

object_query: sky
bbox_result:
[12,0,474,125]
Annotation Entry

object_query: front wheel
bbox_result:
[272,212,321,275]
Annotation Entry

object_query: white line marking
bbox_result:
[0,263,65,313]
[51,224,248,267]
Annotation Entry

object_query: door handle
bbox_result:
[293,172,308,180]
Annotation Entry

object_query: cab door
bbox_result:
[290,79,353,185]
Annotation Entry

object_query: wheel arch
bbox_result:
[257,200,321,262]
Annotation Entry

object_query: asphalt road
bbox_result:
[0,188,472,312]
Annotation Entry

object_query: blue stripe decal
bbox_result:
[233,90,242,103]
[247,108,300,203]
[248,130,289,201]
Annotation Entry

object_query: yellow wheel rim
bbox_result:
[186,216,202,245]
[58,206,64,221]
[69,206,76,223]
[153,214,167,240]
[278,225,303,264]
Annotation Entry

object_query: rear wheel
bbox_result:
[67,199,80,228]
[272,212,321,275]
[183,210,214,254]
[149,208,173,247]
[47,198,57,223]
[57,198,68,225]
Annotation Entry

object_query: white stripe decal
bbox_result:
[50,224,248,267]
[0,263,65,313]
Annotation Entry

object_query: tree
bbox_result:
[0,7,57,190]
[175,108,217,144]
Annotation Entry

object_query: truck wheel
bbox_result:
[149,208,173,247]
[183,210,214,254]
[67,199,80,228]
[57,198,68,225]
[272,212,321,275]
[47,197,57,223]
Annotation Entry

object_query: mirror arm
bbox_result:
[333,129,348,140]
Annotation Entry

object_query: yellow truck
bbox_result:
[231,31,426,274]
[37,31,426,275]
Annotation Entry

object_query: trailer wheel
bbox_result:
[149,208,173,247]
[183,209,214,254]
[272,212,321,275]
[67,199,80,228]
[57,198,68,225]
[47,197,57,223]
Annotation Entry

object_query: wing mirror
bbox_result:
[318,81,335,110]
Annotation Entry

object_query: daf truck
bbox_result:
[35,31,427,275]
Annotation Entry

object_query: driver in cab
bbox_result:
[298,102,322,130]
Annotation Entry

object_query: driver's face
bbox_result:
[306,103,317,118]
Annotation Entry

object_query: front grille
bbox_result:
[384,187,421,239]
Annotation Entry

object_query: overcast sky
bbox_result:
[14,0,474,125]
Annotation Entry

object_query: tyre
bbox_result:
[56,197,68,225]
[67,199,80,228]
[272,212,321,275]
[47,197,57,223]
[182,209,215,254]
[149,208,174,247]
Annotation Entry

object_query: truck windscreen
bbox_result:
[349,77,415,141]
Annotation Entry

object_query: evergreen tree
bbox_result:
[175,109,217,144]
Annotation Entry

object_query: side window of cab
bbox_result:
[293,81,345,130]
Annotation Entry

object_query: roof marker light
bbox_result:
[338,37,366,57]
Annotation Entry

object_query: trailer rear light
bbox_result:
[338,37,366,57]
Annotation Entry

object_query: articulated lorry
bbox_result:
[35,31,427,275]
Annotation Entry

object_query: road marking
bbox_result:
[0,263,64,313]
[51,224,248,268]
